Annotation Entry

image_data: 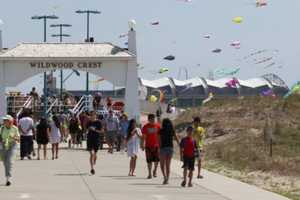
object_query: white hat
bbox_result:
[2,115,14,121]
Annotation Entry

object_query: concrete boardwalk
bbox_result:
[0,148,290,200]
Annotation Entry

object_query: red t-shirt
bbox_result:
[142,123,161,148]
[180,136,196,158]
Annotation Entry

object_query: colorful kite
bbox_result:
[159,68,169,74]
[284,82,300,98]
[233,16,243,24]
[226,79,240,88]
[230,41,241,49]
[256,0,267,7]
[213,67,240,78]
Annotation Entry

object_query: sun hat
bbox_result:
[2,115,14,121]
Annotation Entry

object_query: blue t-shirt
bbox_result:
[120,120,129,137]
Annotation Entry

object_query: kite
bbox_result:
[149,95,158,103]
[150,21,159,25]
[212,48,222,53]
[230,41,241,49]
[203,34,211,39]
[177,0,192,2]
[119,34,128,38]
[284,82,300,98]
[256,0,267,7]
[226,79,240,88]
[90,77,105,83]
[254,57,273,64]
[124,42,128,46]
[264,62,276,69]
[164,55,175,61]
[159,68,169,74]
[232,16,243,24]
[214,67,240,78]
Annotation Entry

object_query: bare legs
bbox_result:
[147,162,159,179]
[182,168,193,187]
[89,150,97,175]
[51,144,59,160]
[128,155,137,176]
[37,144,48,160]
[160,155,172,184]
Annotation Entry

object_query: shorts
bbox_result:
[145,147,160,163]
[182,156,195,171]
[87,134,100,152]
[160,147,174,157]
[106,131,117,144]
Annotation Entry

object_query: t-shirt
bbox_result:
[87,120,102,141]
[142,123,161,148]
[105,116,119,131]
[159,128,175,148]
[0,125,19,149]
[18,117,34,136]
[180,136,197,158]
[120,120,129,137]
[192,125,205,150]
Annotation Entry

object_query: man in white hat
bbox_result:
[0,115,20,186]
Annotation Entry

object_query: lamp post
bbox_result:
[51,24,72,102]
[31,15,59,117]
[75,10,101,95]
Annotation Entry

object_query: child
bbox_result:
[180,126,198,187]
[126,119,142,176]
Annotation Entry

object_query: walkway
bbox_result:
[0,148,290,200]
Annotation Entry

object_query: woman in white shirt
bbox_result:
[49,115,61,160]
[126,119,142,176]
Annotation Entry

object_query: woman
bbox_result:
[69,115,80,148]
[126,119,142,176]
[0,115,20,186]
[159,118,180,185]
[36,118,50,160]
[49,115,62,160]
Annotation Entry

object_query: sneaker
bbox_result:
[6,181,11,186]
[181,181,186,187]
[90,169,95,175]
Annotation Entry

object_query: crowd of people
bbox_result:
[0,104,206,188]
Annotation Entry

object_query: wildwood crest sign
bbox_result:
[30,61,102,69]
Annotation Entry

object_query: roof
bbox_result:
[140,77,172,88]
[239,78,272,88]
[173,77,204,87]
[0,43,135,59]
[206,78,233,88]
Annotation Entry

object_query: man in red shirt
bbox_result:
[180,126,198,187]
[142,114,161,179]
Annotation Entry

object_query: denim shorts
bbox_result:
[160,147,174,157]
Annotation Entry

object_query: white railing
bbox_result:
[16,96,33,118]
[71,95,93,116]
[47,98,59,114]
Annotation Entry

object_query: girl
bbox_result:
[68,115,80,148]
[49,115,62,160]
[126,119,142,176]
[159,118,180,185]
[36,118,50,160]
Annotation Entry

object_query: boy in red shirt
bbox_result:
[180,126,198,187]
[142,114,161,179]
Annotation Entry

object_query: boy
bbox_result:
[192,117,205,179]
[180,126,198,187]
[141,114,161,179]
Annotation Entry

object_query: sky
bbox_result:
[0,0,299,94]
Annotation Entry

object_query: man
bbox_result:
[0,115,20,186]
[18,111,35,160]
[192,117,205,179]
[105,110,119,154]
[142,114,161,179]
[86,111,103,175]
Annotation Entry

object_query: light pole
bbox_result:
[31,15,59,117]
[51,24,72,102]
[75,10,101,95]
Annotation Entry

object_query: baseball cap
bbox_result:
[2,115,14,121]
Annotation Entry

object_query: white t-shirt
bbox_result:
[18,117,34,136]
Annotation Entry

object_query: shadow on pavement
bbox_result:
[129,183,162,186]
